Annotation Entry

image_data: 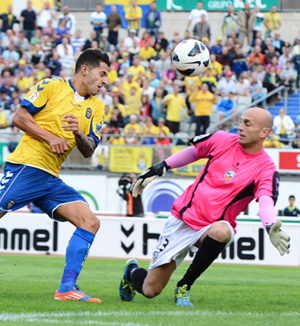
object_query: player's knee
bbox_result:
[85,215,100,233]
[209,223,232,243]
[142,284,162,298]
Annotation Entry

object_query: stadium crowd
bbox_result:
[0,1,300,149]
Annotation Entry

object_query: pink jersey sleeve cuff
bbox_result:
[259,195,277,228]
[165,146,199,169]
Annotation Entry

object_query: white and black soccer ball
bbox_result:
[172,39,210,77]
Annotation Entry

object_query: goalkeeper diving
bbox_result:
[119,107,290,307]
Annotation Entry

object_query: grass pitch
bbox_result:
[0,255,299,326]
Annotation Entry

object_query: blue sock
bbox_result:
[58,228,95,293]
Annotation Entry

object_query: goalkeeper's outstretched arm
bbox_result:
[131,146,200,197]
[259,195,290,256]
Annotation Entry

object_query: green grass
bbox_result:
[0,255,299,326]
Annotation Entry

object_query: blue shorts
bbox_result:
[0,163,87,219]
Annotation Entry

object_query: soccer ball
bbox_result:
[172,39,210,77]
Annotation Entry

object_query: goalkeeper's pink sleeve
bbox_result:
[259,195,277,228]
[165,146,199,169]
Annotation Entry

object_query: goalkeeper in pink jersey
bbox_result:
[119,107,290,307]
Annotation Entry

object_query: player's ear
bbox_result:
[81,65,89,77]
[261,127,271,138]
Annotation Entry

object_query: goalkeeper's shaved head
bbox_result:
[75,49,111,73]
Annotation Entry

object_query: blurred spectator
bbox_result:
[234,73,250,97]
[163,63,178,81]
[292,37,300,55]
[57,6,76,36]
[263,128,284,148]
[222,5,239,38]
[249,45,267,64]
[264,5,281,39]
[272,32,285,55]
[14,59,32,78]
[98,87,113,107]
[110,107,125,129]
[283,195,300,216]
[125,87,141,118]
[53,19,70,45]
[265,45,279,64]
[249,73,264,102]
[47,52,62,76]
[2,44,20,63]
[16,31,30,53]
[256,63,266,83]
[90,3,107,43]
[122,73,141,98]
[107,5,122,47]
[71,30,86,54]
[189,83,215,135]
[293,54,300,87]
[150,87,166,125]
[278,47,292,69]
[109,128,125,145]
[145,1,161,40]
[218,46,231,66]
[230,45,249,77]
[292,127,300,148]
[154,31,169,52]
[124,29,140,49]
[42,20,55,43]
[2,29,17,49]
[124,128,139,144]
[280,61,295,93]
[125,0,143,36]
[200,68,218,94]
[273,108,295,143]
[139,94,151,123]
[156,117,170,135]
[187,1,208,31]
[162,84,187,134]
[0,74,19,97]
[208,54,222,79]
[217,92,237,127]
[201,36,210,50]
[225,37,236,55]
[253,5,264,40]
[140,40,156,61]
[139,31,153,48]
[20,1,37,41]
[100,33,110,52]
[217,71,236,97]
[56,37,74,76]
[128,39,141,58]
[124,114,142,135]
[193,14,210,41]
[156,129,171,145]
[37,2,56,29]
[128,56,145,77]
[263,65,282,101]
[185,76,201,96]
[110,95,126,118]
[0,110,8,129]
[237,2,256,46]
[210,37,223,59]
[30,28,42,45]
[141,78,155,100]
[155,52,171,77]
[0,5,19,33]
[142,115,157,136]
[96,148,107,170]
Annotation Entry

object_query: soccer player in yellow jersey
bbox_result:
[0,49,111,302]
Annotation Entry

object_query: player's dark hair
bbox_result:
[75,49,111,73]
[289,195,295,200]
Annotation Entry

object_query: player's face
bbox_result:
[84,62,109,96]
[238,112,264,148]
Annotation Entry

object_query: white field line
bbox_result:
[0,310,300,323]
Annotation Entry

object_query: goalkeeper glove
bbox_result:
[131,161,170,197]
[267,220,290,256]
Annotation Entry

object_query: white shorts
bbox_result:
[149,214,235,270]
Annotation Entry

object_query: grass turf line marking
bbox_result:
[1,310,300,322]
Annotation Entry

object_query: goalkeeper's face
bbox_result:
[84,62,109,96]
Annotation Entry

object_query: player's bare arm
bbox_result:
[13,107,69,156]
[61,114,96,158]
